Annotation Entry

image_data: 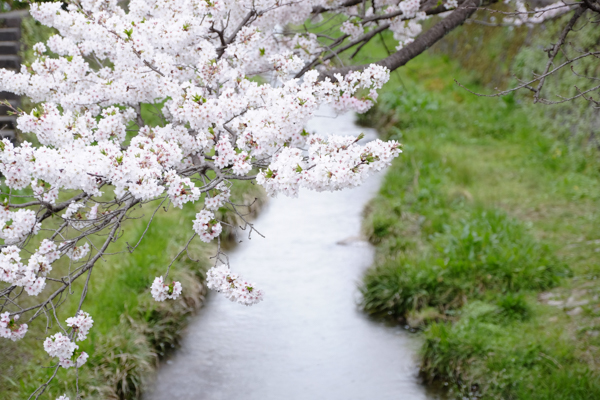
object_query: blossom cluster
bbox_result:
[193,210,223,243]
[257,136,401,197]
[0,239,60,296]
[165,171,201,209]
[0,0,397,208]
[150,276,183,302]
[504,0,574,26]
[44,311,93,369]
[0,208,40,245]
[204,183,231,211]
[43,332,88,369]
[0,312,28,341]
[206,265,264,306]
[65,311,94,341]
[67,242,91,261]
[44,333,77,359]
[340,19,365,41]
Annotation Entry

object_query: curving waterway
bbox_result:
[147,107,437,400]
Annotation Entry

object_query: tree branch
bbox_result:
[534,4,586,102]
[311,0,363,15]
[319,0,492,79]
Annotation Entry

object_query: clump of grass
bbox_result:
[421,306,600,400]
[362,208,565,319]
[89,324,155,400]
[496,292,530,321]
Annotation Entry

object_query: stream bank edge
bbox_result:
[358,53,600,399]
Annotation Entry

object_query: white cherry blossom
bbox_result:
[206,265,264,306]
[151,276,183,302]
[44,333,78,360]
[66,311,94,341]
[0,312,28,341]
[193,210,223,243]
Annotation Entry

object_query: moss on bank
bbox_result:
[359,48,600,399]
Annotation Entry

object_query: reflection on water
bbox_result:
[147,108,437,400]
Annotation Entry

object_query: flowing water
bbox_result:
[147,108,436,400]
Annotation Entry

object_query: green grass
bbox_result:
[0,178,264,399]
[359,32,600,399]
[421,302,600,399]
[363,207,568,318]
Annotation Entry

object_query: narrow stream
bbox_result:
[147,108,436,400]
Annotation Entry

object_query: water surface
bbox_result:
[147,108,435,400]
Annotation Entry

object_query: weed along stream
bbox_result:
[146,108,435,400]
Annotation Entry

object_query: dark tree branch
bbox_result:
[534,4,586,102]
[295,23,390,78]
[362,0,467,23]
[311,0,363,15]
[319,0,493,80]
[583,0,600,13]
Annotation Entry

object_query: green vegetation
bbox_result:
[0,180,264,399]
[359,32,600,399]
[19,16,55,64]
[432,13,600,148]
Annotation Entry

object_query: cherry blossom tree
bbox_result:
[0,0,597,398]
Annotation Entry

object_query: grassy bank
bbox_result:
[0,180,264,399]
[359,44,600,398]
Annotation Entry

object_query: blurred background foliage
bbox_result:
[359,15,600,399]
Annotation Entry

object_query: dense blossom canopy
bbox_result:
[0,0,400,317]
